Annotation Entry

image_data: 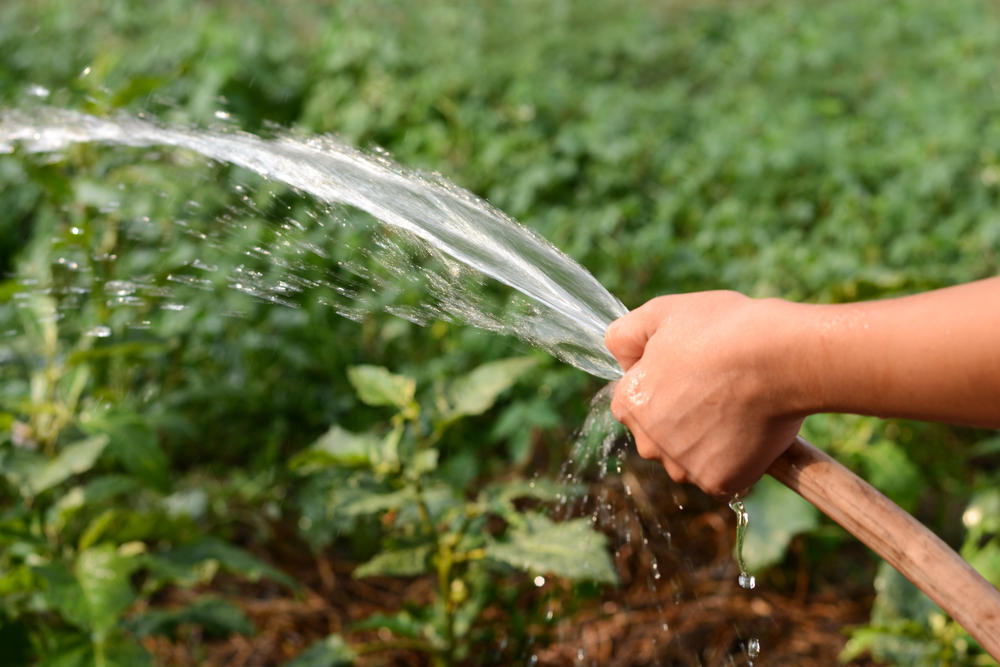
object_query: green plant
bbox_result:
[0,291,296,666]
[289,361,617,665]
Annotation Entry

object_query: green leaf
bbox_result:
[859,439,925,512]
[354,544,433,578]
[334,485,414,519]
[286,634,356,667]
[46,475,141,533]
[289,426,379,473]
[481,477,582,506]
[5,435,109,497]
[102,419,170,493]
[411,449,438,476]
[152,538,298,591]
[870,560,941,629]
[741,476,820,573]
[443,357,537,420]
[964,538,1000,587]
[347,365,416,408]
[35,544,139,637]
[352,610,424,639]
[35,632,152,667]
[486,514,616,584]
[127,597,254,638]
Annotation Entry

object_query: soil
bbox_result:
[143,457,879,666]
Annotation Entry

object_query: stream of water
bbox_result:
[0,107,626,380]
[1,108,760,664]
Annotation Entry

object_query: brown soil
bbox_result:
[143,457,879,666]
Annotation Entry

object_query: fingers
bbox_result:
[608,368,690,486]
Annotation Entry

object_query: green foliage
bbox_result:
[2,0,1000,663]
[840,562,989,666]
[291,363,611,664]
[485,514,616,585]
[285,634,356,667]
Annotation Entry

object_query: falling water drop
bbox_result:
[728,496,756,590]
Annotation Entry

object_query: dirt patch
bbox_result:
[143,458,878,666]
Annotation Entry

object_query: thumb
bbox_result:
[605,304,658,371]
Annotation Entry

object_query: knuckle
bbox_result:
[608,393,626,423]
[633,437,657,460]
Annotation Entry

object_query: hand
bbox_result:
[605,291,803,497]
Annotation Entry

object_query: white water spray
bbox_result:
[0,107,626,379]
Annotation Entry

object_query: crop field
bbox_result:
[2,1,1000,664]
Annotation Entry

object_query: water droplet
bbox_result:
[85,325,111,338]
[576,648,585,662]
[80,65,92,77]
[69,226,83,236]
[214,110,231,120]
[533,575,545,587]
[545,609,554,621]
[747,637,760,664]
[27,84,50,99]
[738,572,756,590]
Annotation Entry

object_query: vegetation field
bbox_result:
[2,0,1000,664]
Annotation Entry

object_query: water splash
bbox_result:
[0,107,626,379]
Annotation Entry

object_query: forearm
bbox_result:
[781,277,1000,427]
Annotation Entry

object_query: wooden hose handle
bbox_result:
[767,436,1000,658]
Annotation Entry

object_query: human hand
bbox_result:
[605,291,804,497]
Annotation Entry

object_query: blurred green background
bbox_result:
[2,0,1000,664]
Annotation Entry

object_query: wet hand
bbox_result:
[604,291,803,497]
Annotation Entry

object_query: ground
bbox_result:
[143,457,878,666]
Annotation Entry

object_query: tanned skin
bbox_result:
[605,277,1000,497]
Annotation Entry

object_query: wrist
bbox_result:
[756,298,832,419]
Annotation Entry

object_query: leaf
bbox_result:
[870,560,940,629]
[127,597,254,638]
[286,634,356,667]
[347,365,415,408]
[46,475,140,533]
[334,486,414,519]
[152,538,298,591]
[486,514,617,584]
[481,477,583,506]
[5,435,109,497]
[354,544,433,578]
[35,632,152,667]
[741,476,820,573]
[102,419,170,493]
[443,357,537,420]
[35,544,139,637]
[352,610,424,639]
[289,426,380,473]
[964,538,1000,587]
[859,439,925,512]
